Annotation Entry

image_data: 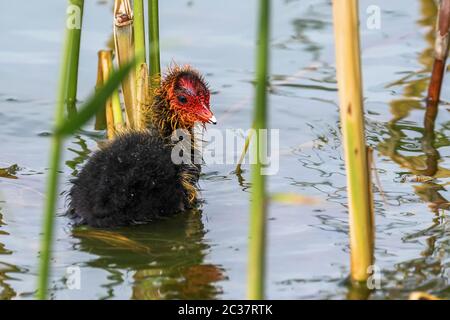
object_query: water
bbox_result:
[1,0,450,299]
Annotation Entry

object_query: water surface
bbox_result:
[0,0,450,299]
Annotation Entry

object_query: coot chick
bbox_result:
[68,66,216,228]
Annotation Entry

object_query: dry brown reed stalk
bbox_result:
[114,0,137,129]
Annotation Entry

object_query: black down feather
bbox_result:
[68,131,187,228]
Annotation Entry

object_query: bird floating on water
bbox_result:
[69,65,216,228]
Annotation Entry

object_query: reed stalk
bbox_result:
[114,0,137,128]
[98,50,124,139]
[247,0,270,300]
[148,0,161,87]
[133,0,146,69]
[98,52,115,139]
[37,0,84,299]
[95,52,107,131]
[111,83,124,132]
[66,0,85,118]
[136,63,150,129]
[427,0,450,104]
[332,0,374,283]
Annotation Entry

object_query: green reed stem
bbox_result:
[66,0,85,118]
[332,0,374,283]
[134,0,146,69]
[148,0,161,83]
[247,0,270,300]
[37,0,80,299]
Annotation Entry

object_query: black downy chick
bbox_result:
[68,66,216,228]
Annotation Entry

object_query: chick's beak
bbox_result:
[208,114,217,125]
[198,104,217,125]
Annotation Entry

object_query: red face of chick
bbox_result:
[169,71,216,126]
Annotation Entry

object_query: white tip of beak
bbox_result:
[208,115,217,125]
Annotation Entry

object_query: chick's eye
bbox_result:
[177,96,188,104]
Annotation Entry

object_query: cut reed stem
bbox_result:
[148,0,161,87]
[66,0,85,118]
[114,0,137,128]
[332,0,374,283]
[94,54,107,131]
[97,50,124,139]
[247,0,270,300]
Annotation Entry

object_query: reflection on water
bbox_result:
[378,0,449,213]
[72,210,224,299]
[0,208,16,299]
[65,135,92,177]
[375,216,450,299]
[291,17,327,60]
[371,0,450,298]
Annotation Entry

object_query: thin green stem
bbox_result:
[247,0,270,300]
[37,0,81,299]
[134,0,146,69]
[148,0,161,83]
[66,0,85,118]
[38,135,63,300]
[235,123,255,175]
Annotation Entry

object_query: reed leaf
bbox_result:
[56,58,135,137]
[247,0,270,300]
[114,0,137,128]
[332,0,374,283]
